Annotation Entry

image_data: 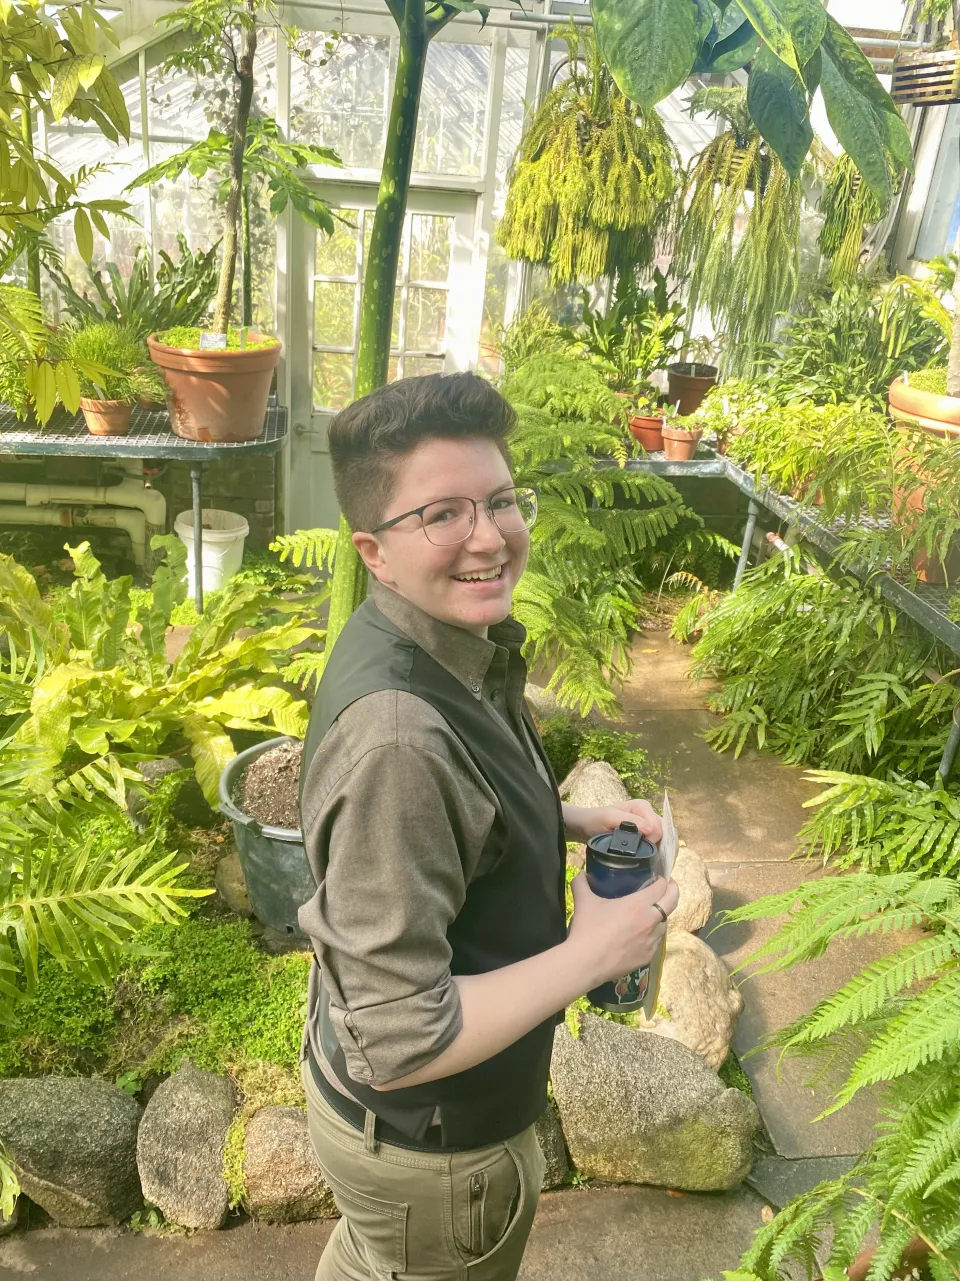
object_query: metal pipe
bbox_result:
[733,500,760,589]
[0,504,147,566]
[191,464,204,613]
[0,478,166,528]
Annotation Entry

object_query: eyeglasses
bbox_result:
[371,485,538,547]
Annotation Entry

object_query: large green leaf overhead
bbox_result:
[590,0,913,210]
[592,0,701,109]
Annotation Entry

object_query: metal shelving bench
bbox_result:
[0,404,288,611]
[624,446,960,779]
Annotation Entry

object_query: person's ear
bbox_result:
[352,530,396,587]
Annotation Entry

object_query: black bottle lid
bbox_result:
[587,820,656,869]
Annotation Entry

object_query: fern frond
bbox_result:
[271,527,338,572]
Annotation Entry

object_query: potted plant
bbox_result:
[661,418,704,462]
[498,22,678,287]
[628,394,676,452]
[888,365,960,439]
[666,360,719,415]
[56,322,165,436]
[136,0,342,442]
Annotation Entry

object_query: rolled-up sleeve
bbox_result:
[299,707,497,1087]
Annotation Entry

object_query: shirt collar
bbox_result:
[369,580,526,700]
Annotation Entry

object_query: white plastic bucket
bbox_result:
[174,508,249,596]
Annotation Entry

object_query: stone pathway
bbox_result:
[1,631,897,1281]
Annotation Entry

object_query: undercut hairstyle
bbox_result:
[327,372,517,533]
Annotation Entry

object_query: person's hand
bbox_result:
[563,798,663,848]
[566,872,679,989]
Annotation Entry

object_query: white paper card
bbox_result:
[199,331,228,350]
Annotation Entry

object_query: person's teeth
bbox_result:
[455,567,502,582]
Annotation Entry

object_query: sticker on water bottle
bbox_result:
[613,967,650,1006]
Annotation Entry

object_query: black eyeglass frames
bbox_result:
[370,485,538,547]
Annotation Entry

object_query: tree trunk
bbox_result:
[948,230,960,398]
[241,179,253,327]
[21,105,41,300]
[212,3,257,334]
[325,0,430,649]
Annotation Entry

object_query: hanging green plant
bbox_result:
[818,153,884,289]
[674,87,804,377]
[497,23,677,286]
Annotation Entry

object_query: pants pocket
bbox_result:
[452,1143,521,1262]
[320,1164,409,1276]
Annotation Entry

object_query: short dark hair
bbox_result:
[327,372,517,532]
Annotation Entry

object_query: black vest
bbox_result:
[301,597,567,1149]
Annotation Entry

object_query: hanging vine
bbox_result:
[498,23,677,286]
[818,153,884,289]
[674,87,803,377]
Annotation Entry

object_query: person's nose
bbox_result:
[465,502,506,552]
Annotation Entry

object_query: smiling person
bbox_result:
[298,372,678,1281]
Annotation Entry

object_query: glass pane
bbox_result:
[316,211,360,278]
[44,137,146,283]
[409,215,452,283]
[290,34,390,169]
[314,282,356,348]
[405,288,447,352]
[404,355,445,379]
[414,43,489,176]
[147,33,276,143]
[388,356,400,382]
[392,287,402,348]
[494,48,528,218]
[915,104,960,261]
[479,231,509,374]
[149,140,224,264]
[313,352,354,410]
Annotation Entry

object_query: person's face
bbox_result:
[352,437,529,636]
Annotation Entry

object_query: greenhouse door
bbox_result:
[283,183,480,534]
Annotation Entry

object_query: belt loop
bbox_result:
[363,1108,379,1154]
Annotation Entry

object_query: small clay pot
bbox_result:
[667,362,718,415]
[661,425,703,461]
[628,414,665,451]
[80,397,133,436]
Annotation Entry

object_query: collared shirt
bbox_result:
[299,579,550,1092]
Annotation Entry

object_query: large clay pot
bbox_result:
[892,419,960,584]
[628,414,664,451]
[147,333,281,443]
[80,397,132,436]
[888,376,960,438]
[666,362,718,415]
[661,425,703,461]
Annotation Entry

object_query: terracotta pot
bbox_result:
[628,414,665,451]
[661,425,703,461]
[147,333,281,443]
[80,397,133,436]
[831,1235,931,1281]
[666,363,718,415]
[888,376,960,438]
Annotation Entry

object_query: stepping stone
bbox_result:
[747,1154,858,1209]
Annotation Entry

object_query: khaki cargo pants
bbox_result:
[301,1054,545,1280]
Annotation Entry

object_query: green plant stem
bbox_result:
[241,179,252,327]
[211,0,256,334]
[325,0,431,647]
[20,104,41,300]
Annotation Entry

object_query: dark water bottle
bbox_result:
[585,820,658,1012]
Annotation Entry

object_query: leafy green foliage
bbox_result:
[690,549,956,778]
[561,270,685,390]
[498,23,678,286]
[720,872,960,1280]
[539,713,655,796]
[725,400,896,522]
[502,354,702,715]
[766,276,949,408]
[908,366,948,395]
[674,88,803,375]
[818,154,884,289]
[0,539,324,804]
[155,326,278,350]
[47,236,218,339]
[497,304,569,376]
[53,321,165,403]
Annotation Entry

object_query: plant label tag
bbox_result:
[199,332,228,350]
